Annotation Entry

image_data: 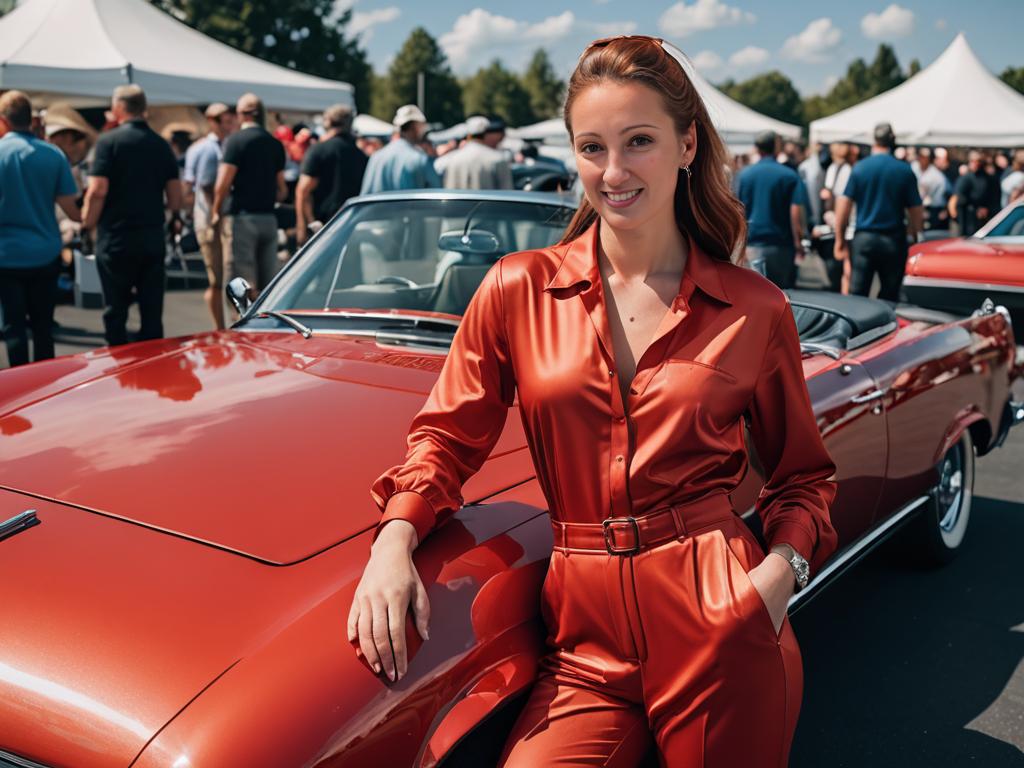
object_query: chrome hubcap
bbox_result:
[936,446,963,532]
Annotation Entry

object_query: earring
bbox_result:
[681,165,692,179]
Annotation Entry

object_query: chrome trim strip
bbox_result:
[789,496,929,612]
[0,509,37,541]
[903,276,1024,295]
[344,189,578,209]
[274,311,462,329]
[0,749,53,768]
[741,495,931,613]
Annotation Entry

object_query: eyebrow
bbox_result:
[574,124,661,139]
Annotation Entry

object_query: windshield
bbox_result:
[981,205,1024,238]
[252,198,575,320]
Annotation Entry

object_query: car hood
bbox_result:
[0,488,374,768]
[0,331,530,565]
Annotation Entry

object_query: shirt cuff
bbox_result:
[372,490,435,546]
[766,521,815,566]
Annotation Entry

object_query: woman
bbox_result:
[349,35,838,766]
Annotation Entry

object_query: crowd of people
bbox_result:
[732,122,1024,298]
[1,83,1022,370]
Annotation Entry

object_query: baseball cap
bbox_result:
[393,104,427,128]
[464,115,490,137]
[204,102,232,119]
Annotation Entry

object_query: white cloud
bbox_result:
[728,45,769,67]
[590,20,640,36]
[440,9,576,71]
[692,50,723,71]
[861,5,915,39]
[349,7,400,41]
[824,74,839,90]
[781,18,842,62]
[658,0,756,38]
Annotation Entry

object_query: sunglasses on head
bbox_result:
[581,34,688,68]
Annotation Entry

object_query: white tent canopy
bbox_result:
[507,48,801,150]
[0,0,354,112]
[810,34,1024,148]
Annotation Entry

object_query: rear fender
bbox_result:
[935,406,987,463]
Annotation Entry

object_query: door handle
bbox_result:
[851,389,886,404]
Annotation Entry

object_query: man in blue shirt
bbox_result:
[735,130,806,289]
[834,122,923,302]
[0,91,80,367]
[360,105,441,195]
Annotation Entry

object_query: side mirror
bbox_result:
[226,276,253,315]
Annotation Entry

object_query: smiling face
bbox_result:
[570,80,695,233]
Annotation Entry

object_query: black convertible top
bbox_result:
[785,289,898,350]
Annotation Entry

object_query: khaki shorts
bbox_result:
[223,213,279,291]
[196,222,224,288]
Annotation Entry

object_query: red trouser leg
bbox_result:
[500,516,803,767]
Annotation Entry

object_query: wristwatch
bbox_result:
[784,549,810,591]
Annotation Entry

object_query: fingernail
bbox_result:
[373,663,381,674]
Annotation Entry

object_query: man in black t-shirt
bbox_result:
[211,93,286,299]
[295,104,367,245]
[950,150,997,236]
[82,84,182,346]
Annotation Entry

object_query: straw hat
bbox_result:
[42,102,98,146]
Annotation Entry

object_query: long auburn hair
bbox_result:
[558,36,746,263]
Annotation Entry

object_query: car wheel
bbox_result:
[912,429,975,566]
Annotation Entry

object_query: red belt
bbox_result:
[551,494,737,556]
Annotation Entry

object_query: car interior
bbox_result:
[319,206,571,316]
[785,290,899,351]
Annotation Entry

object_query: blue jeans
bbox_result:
[745,243,796,289]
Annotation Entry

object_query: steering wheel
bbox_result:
[374,275,418,288]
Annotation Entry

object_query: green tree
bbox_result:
[372,27,462,126]
[1001,66,1024,95]
[907,58,922,77]
[149,0,373,112]
[802,44,906,124]
[462,60,535,127]
[720,70,803,125]
[521,49,565,120]
[866,44,904,94]
[0,0,14,16]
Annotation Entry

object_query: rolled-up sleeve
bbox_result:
[369,259,516,544]
[746,300,839,578]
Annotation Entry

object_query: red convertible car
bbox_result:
[1,191,1021,768]
[905,198,1024,329]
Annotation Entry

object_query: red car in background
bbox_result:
[1,191,1022,768]
[905,199,1024,329]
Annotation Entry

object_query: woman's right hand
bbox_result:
[347,520,430,682]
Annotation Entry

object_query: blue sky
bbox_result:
[340,0,1022,95]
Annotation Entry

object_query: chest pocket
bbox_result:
[659,359,748,427]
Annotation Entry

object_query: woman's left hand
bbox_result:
[746,552,797,635]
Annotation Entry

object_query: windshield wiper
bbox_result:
[256,311,314,338]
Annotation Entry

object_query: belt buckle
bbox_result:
[602,517,641,556]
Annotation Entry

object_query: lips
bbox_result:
[601,188,643,209]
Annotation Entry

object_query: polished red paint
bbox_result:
[0,298,1017,768]
[907,237,1024,288]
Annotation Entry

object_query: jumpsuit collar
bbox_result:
[542,218,732,307]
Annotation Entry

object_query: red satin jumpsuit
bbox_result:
[370,219,839,767]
